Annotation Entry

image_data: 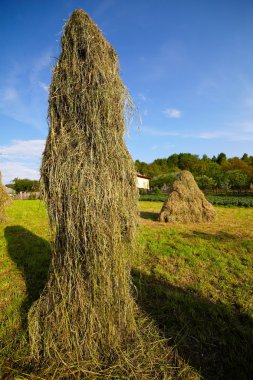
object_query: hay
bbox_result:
[159,170,216,223]
[28,9,175,378]
[0,172,9,222]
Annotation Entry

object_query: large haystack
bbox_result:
[0,172,9,222]
[159,170,216,223]
[28,9,172,378]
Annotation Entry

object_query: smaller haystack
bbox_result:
[0,172,9,222]
[159,170,216,223]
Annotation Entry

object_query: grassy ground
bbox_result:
[135,202,253,380]
[0,200,253,379]
[0,201,50,377]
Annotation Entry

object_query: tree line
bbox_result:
[6,178,40,193]
[6,152,253,193]
[135,153,253,191]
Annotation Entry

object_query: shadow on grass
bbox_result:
[140,211,159,221]
[132,269,253,380]
[4,226,51,311]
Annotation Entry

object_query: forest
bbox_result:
[135,152,253,191]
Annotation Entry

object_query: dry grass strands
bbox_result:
[27,9,178,379]
[0,172,9,222]
[159,170,216,223]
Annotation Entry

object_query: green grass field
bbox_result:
[0,200,253,379]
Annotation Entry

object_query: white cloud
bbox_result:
[0,140,45,183]
[140,40,186,82]
[39,81,49,92]
[196,79,219,96]
[195,126,253,141]
[243,124,253,132]
[0,50,51,131]
[245,96,253,108]
[0,140,45,160]
[138,93,147,102]
[142,126,180,137]
[0,162,40,184]
[0,85,47,130]
[163,143,176,149]
[30,51,52,84]
[151,143,175,151]
[143,122,253,141]
[93,0,115,16]
[163,108,182,118]
[197,131,232,139]
[1,87,18,101]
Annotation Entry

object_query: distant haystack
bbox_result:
[0,172,9,222]
[159,170,216,223]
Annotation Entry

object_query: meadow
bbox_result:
[0,200,253,379]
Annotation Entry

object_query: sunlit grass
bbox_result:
[0,200,252,379]
[0,201,50,374]
[135,201,253,379]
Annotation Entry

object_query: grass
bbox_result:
[0,200,253,379]
[135,201,253,380]
[0,201,50,377]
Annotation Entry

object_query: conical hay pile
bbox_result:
[159,170,216,223]
[0,172,9,222]
[28,10,175,379]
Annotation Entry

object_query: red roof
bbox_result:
[136,173,151,180]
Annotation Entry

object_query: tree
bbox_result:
[220,175,231,192]
[11,178,39,193]
[153,158,169,174]
[202,154,209,161]
[151,173,177,189]
[222,157,252,178]
[167,153,179,168]
[216,152,227,165]
[135,160,150,175]
[207,161,222,175]
[134,153,253,191]
[195,175,217,191]
[242,153,249,161]
[227,170,250,191]
[177,153,199,171]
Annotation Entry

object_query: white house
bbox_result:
[136,173,150,190]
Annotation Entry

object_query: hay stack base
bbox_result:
[0,172,9,222]
[159,170,216,223]
[27,9,177,379]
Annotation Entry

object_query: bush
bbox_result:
[139,188,148,195]
[139,194,166,202]
[28,193,38,200]
[206,195,253,207]
[152,186,161,195]
[139,194,253,208]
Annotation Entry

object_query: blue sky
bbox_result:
[0,0,253,183]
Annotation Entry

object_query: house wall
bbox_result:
[12,191,40,200]
[136,177,150,189]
